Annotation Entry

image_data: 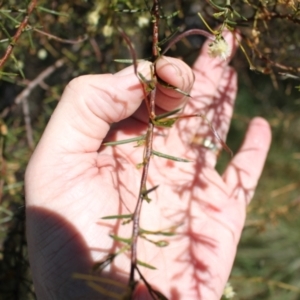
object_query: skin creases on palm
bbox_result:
[98,84,237,299]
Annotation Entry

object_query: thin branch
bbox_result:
[14,58,65,105]
[244,36,300,74]
[89,38,102,62]
[0,0,37,69]
[13,58,65,149]
[33,28,88,44]
[162,29,214,55]
[129,0,160,292]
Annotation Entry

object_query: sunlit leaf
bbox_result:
[114,58,145,64]
[139,223,182,236]
[152,150,191,162]
[154,240,169,247]
[104,135,145,146]
[136,162,144,169]
[152,117,178,128]
[122,219,132,225]
[155,108,181,120]
[140,234,169,247]
[157,76,191,97]
[141,185,159,196]
[37,6,69,17]
[142,194,152,203]
[137,259,157,270]
[102,214,133,220]
[109,234,132,244]
[0,71,18,77]
[138,72,155,90]
[213,12,225,18]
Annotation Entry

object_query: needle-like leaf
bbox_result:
[152,150,191,162]
[137,259,157,270]
[103,135,145,146]
[102,214,133,220]
[109,234,132,244]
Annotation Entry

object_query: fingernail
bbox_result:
[157,56,182,76]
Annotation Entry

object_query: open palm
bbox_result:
[25,32,271,300]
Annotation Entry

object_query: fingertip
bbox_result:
[230,116,272,168]
[246,117,272,150]
[156,56,194,92]
[250,116,271,131]
[155,56,194,111]
[223,117,271,203]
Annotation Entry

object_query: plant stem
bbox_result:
[0,0,37,69]
[128,0,159,292]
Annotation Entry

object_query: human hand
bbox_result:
[25,31,271,300]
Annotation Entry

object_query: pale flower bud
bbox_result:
[223,282,236,299]
[137,16,149,28]
[103,25,113,37]
[208,35,231,60]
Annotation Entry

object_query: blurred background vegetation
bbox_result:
[0,0,299,299]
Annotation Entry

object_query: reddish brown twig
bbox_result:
[128,0,160,292]
[0,0,37,69]
[162,29,214,55]
[127,3,220,296]
[33,28,88,44]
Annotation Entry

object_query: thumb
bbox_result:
[35,61,152,155]
[222,117,272,204]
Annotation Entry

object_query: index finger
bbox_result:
[177,31,239,166]
[190,30,238,112]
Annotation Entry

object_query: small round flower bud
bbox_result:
[208,35,231,60]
